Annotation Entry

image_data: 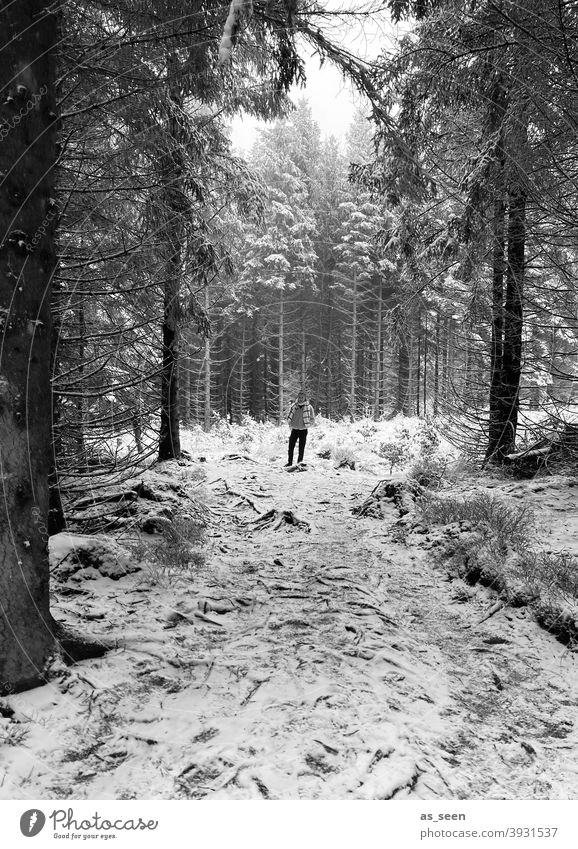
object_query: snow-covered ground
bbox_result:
[1,419,578,800]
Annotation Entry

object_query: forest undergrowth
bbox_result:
[58,413,578,645]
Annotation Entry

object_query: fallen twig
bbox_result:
[241,677,270,706]
[476,601,504,625]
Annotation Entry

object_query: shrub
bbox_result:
[378,441,407,473]
[357,421,378,441]
[377,419,446,476]
[407,453,448,489]
[414,420,440,458]
[332,442,359,468]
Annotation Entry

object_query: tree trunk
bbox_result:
[180,331,190,426]
[462,333,470,410]
[350,269,357,418]
[433,312,440,416]
[278,293,284,423]
[300,324,306,390]
[75,302,86,467]
[446,316,454,405]
[238,314,246,422]
[373,278,383,421]
[0,0,59,691]
[397,331,411,416]
[203,285,211,432]
[158,76,182,461]
[442,316,451,405]
[422,312,428,416]
[495,185,526,458]
[262,343,269,421]
[416,316,421,417]
[250,313,259,418]
[486,95,527,463]
[485,193,507,461]
[158,260,181,459]
[48,282,65,536]
[326,288,333,418]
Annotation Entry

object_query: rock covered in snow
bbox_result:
[49,532,140,581]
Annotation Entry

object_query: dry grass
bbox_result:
[417,491,534,550]
[511,551,578,603]
[417,490,578,642]
[0,723,30,746]
[130,515,207,586]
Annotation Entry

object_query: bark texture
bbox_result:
[0,1,59,690]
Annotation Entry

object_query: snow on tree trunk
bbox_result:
[0,0,59,691]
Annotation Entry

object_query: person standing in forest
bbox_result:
[285,390,315,466]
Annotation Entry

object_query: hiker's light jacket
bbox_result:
[287,401,315,429]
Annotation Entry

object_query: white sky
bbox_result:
[230,56,363,152]
[230,5,406,153]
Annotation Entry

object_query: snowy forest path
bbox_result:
[167,455,578,800]
[3,455,578,801]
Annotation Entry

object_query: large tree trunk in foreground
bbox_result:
[0,1,59,691]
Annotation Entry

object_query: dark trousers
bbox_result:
[288,428,308,464]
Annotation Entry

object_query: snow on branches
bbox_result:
[218,0,253,65]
